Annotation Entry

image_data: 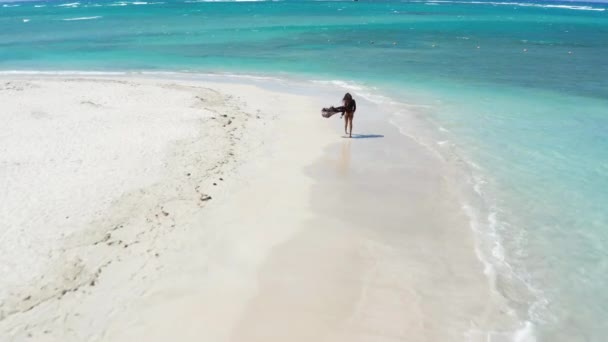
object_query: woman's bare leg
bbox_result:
[344,115,348,135]
[348,116,353,138]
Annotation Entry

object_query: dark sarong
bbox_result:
[321,106,346,118]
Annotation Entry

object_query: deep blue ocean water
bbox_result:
[1,1,607,341]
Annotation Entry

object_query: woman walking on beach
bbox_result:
[341,93,356,138]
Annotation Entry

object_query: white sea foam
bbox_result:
[489,212,506,261]
[23,19,30,23]
[514,321,537,342]
[466,321,537,342]
[389,117,446,160]
[539,4,605,11]
[423,0,606,12]
[62,16,102,21]
[376,80,548,342]
[461,201,538,342]
[34,4,46,7]
[456,143,554,342]
[191,71,284,82]
[2,4,20,7]
[103,1,167,6]
[311,79,364,91]
[309,79,397,106]
[57,2,81,7]
[184,0,274,2]
[0,70,128,76]
[130,1,165,5]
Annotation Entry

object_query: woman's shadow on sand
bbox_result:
[342,134,385,139]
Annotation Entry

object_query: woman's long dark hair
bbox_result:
[342,93,355,112]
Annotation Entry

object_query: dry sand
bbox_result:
[0,75,518,341]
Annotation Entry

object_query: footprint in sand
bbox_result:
[30,110,49,119]
[80,100,102,108]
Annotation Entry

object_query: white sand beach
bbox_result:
[0,75,518,341]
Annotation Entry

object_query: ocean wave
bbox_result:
[56,2,81,8]
[130,1,165,5]
[446,131,553,342]
[0,70,128,76]
[62,16,103,21]
[184,0,280,2]
[383,84,546,342]
[324,80,397,105]
[0,70,285,83]
[23,19,30,23]
[311,79,365,91]
[310,80,441,114]
[461,201,538,342]
[453,137,551,341]
[466,321,537,342]
[105,1,164,5]
[309,79,397,105]
[34,4,46,7]
[537,4,605,11]
[421,0,606,12]
[190,71,286,82]
[2,4,20,7]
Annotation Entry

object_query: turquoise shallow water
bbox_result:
[1,0,607,340]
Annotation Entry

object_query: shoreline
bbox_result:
[0,72,525,341]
